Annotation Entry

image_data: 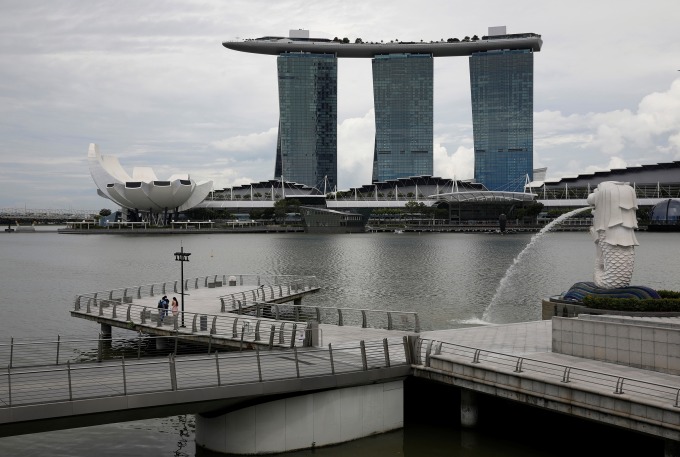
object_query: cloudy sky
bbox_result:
[1,0,679,210]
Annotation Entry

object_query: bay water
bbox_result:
[0,229,676,456]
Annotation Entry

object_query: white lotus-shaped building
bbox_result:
[88,143,213,212]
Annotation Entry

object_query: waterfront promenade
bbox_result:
[419,318,680,455]
[2,311,680,454]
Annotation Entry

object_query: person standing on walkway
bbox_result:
[158,295,169,321]
[171,297,179,318]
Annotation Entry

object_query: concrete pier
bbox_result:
[195,381,404,454]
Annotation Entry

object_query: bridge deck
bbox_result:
[71,277,417,349]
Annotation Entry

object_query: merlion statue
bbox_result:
[586,181,639,289]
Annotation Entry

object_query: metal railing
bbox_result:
[73,274,319,309]
[218,276,320,308]
[72,298,313,349]
[0,330,327,369]
[416,339,680,410]
[226,302,420,333]
[0,337,409,408]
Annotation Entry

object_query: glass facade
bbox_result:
[470,49,534,192]
[650,199,680,222]
[276,53,337,190]
[372,54,433,182]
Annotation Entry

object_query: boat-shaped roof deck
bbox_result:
[224,33,542,58]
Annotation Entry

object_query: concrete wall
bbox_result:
[195,380,403,454]
[552,316,680,375]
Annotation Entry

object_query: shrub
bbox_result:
[583,294,680,312]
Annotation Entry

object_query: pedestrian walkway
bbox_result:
[421,319,680,389]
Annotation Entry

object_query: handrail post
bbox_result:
[315,307,321,323]
[387,312,393,330]
[67,360,73,401]
[338,309,343,326]
[97,333,103,362]
[472,349,481,364]
[290,323,297,348]
[126,304,132,321]
[561,367,571,383]
[256,346,263,382]
[122,355,127,396]
[294,347,300,378]
[514,358,524,373]
[255,321,261,341]
[211,317,217,335]
[169,354,177,391]
[361,310,367,328]
[425,340,433,367]
[192,315,198,333]
[174,332,179,356]
[414,313,420,333]
[615,377,625,395]
[383,338,390,367]
[112,303,117,319]
[328,343,335,374]
[360,341,368,370]
[6,366,11,406]
[232,318,239,338]
[9,337,14,369]
[240,325,245,352]
[403,336,414,365]
[215,351,221,386]
[269,325,276,349]
[56,335,61,365]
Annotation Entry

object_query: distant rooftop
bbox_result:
[224,27,542,58]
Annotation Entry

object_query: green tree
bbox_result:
[99,208,112,217]
[274,198,302,223]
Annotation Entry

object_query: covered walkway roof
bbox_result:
[434,191,537,203]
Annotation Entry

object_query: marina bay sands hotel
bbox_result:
[223,27,542,193]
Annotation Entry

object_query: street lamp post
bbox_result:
[174,246,191,327]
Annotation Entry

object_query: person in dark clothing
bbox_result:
[158,295,169,320]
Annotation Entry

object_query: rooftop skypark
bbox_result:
[223,32,543,58]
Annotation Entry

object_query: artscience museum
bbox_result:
[88,143,213,223]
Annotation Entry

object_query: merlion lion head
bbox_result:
[587,181,639,247]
